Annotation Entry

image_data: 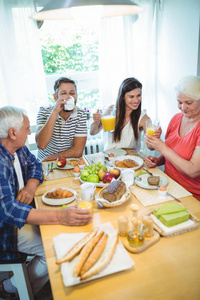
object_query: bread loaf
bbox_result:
[147,176,160,186]
[102,181,126,202]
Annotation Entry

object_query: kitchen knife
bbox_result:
[143,167,153,176]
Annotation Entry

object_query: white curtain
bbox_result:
[0,0,48,125]
[99,1,157,119]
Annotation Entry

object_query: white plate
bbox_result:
[53,222,134,287]
[79,167,122,188]
[42,187,77,206]
[109,155,143,170]
[135,174,168,190]
[104,148,127,159]
[54,158,80,170]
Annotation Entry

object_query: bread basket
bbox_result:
[95,185,131,208]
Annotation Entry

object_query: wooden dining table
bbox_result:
[34,157,200,300]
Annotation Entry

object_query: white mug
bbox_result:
[64,96,75,111]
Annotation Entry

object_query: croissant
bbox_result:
[123,159,139,168]
[115,160,127,168]
[45,188,74,199]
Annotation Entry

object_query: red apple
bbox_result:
[57,157,66,168]
[109,168,121,179]
[98,168,108,181]
[102,173,115,183]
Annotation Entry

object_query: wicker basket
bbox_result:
[95,185,131,208]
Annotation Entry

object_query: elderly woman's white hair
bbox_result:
[175,75,200,101]
[0,106,27,139]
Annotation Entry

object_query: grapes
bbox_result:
[83,163,107,175]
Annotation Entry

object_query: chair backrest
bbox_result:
[0,252,34,300]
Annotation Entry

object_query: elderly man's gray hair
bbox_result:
[0,106,27,139]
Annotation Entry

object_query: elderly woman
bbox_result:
[90,77,161,151]
[145,75,200,200]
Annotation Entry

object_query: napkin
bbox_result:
[151,214,195,234]
[153,203,187,217]
[153,203,189,227]
[53,222,134,287]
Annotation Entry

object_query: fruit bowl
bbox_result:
[79,167,122,188]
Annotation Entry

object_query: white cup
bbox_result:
[81,182,96,201]
[64,96,75,111]
[121,169,135,187]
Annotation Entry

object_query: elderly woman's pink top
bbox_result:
[164,113,200,200]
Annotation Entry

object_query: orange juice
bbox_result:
[146,126,156,136]
[101,115,115,131]
[78,201,93,214]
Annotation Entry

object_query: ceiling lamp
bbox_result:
[31,0,143,20]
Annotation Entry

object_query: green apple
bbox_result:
[87,174,99,183]
[81,170,90,181]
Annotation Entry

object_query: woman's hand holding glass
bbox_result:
[92,109,102,123]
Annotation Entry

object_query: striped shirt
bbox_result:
[0,142,43,260]
[36,106,87,161]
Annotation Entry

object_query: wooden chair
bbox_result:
[0,252,34,300]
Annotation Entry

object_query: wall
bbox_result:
[156,0,200,133]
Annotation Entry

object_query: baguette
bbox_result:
[56,228,99,264]
[81,233,108,276]
[81,233,118,280]
[73,231,104,277]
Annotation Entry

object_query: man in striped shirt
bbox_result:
[36,77,87,162]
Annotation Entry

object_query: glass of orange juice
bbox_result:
[146,120,159,136]
[77,183,96,214]
[100,106,116,132]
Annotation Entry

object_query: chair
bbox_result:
[0,252,34,300]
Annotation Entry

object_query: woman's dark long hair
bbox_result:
[113,77,142,142]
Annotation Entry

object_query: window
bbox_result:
[39,19,101,114]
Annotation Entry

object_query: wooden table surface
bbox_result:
[34,170,200,300]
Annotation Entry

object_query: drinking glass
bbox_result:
[76,183,96,214]
[146,120,159,136]
[100,106,116,132]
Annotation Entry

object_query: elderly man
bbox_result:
[36,77,87,162]
[0,106,92,299]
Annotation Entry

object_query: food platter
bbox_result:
[109,155,143,170]
[135,174,168,190]
[54,158,80,170]
[42,187,77,206]
[95,185,131,208]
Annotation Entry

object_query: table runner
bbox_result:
[130,168,192,206]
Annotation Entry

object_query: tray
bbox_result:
[119,230,160,253]
[95,185,131,208]
[146,208,200,237]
